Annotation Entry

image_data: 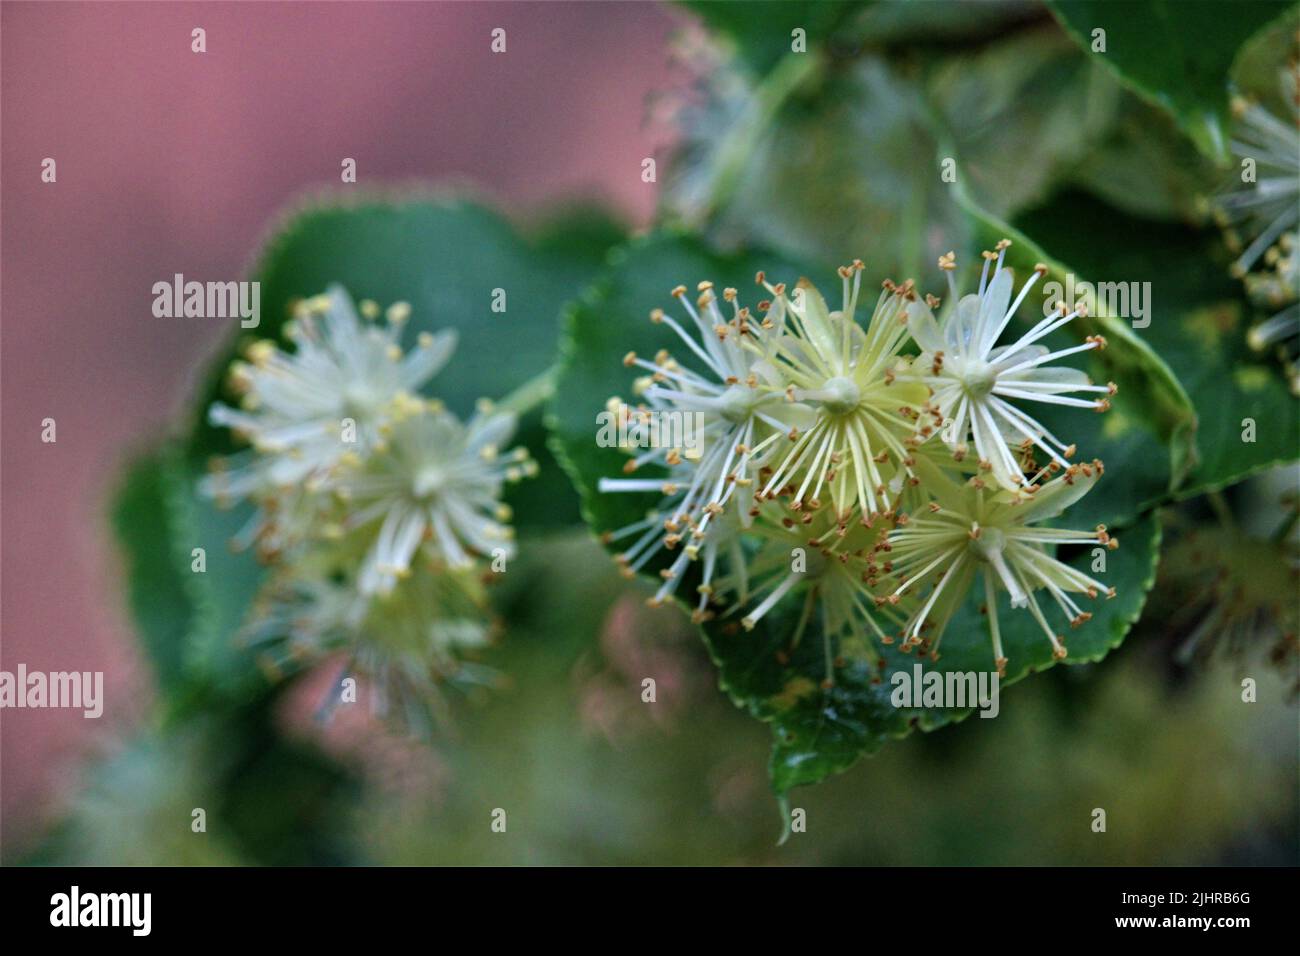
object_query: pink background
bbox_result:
[1,0,680,855]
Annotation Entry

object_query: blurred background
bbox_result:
[2,1,1296,865]
[0,0,676,859]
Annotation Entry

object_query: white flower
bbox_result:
[1244,231,1299,394]
[334,403,534,595]
[594,252,1120,688]
[711,500,904,687]
[1217,67,1300,284]
[755,265,931,520]
[1216,63,1300,393]
[909,242,1114,490]
[598,280,806,614]
[602,496,749,620]
[203,285,456,502]
[198,283,532,733]
[882,456,1116,676]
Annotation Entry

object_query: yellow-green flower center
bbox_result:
[821,375,861,415]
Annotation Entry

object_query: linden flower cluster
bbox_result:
[203,285,534,732]
[1214,56,1300,394]
[599,242,1118,679]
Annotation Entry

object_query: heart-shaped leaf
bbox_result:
[1048,0,1294,161]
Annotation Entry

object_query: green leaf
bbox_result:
[726,510,1162,794]
[162,453,270,702]
[676,0,1041,72]
[1048,0,1294,161]
[925,17,1216,224]
[929,23,1123,222]
[677,0,872,76]
[666,54,970,285]
[1014,190,1299,497]
[110,450,197,694]
[1061,93,1216,222]
[551,230,1164,794]
[109,443,270,709]
[1231,5,1300,113]
[849,0,1041,47]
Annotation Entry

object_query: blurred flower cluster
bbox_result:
[1216,53,1300,392]
[203,286,534,732]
